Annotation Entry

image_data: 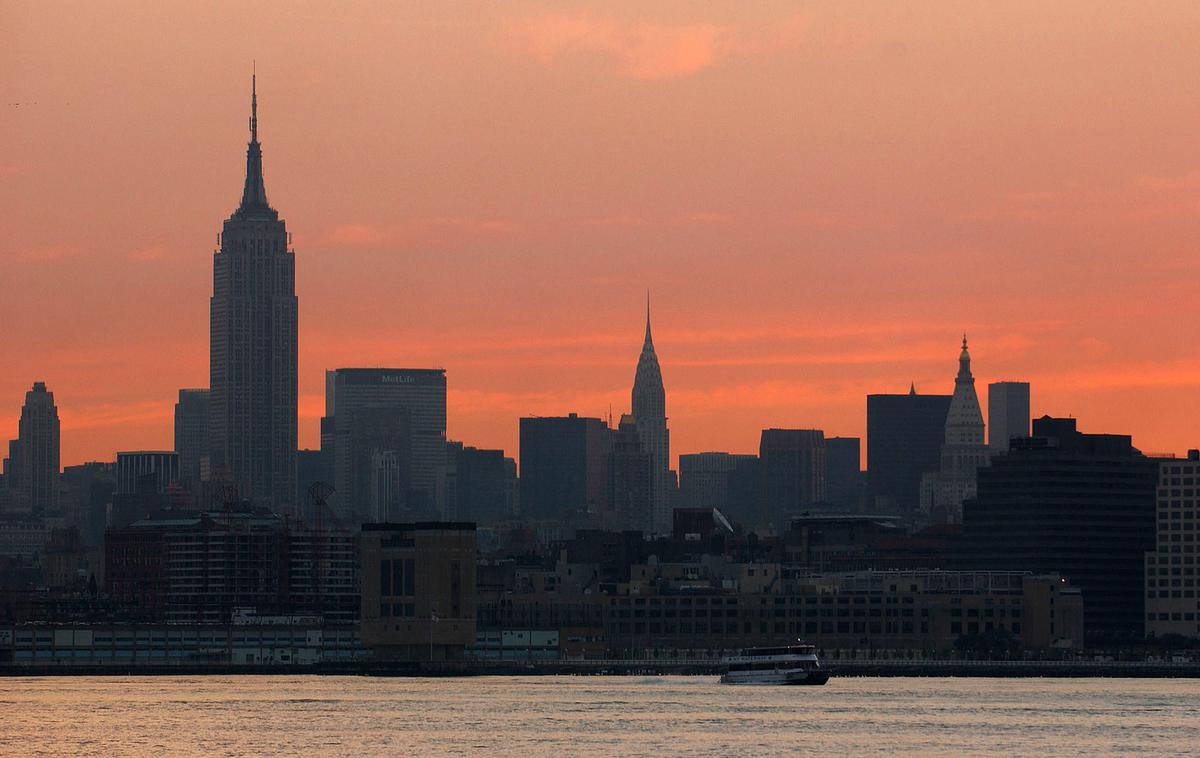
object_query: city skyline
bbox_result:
[6,3,1200,468]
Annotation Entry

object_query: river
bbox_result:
[2,675,1195,756]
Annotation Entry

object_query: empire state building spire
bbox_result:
[237,72,273,217]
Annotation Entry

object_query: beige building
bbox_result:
[360,522,477,660]
[1145,452,1200,638]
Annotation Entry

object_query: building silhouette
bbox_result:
[3,382,61,516]
[679,452,757,512]
[631,299,670,534]
[173,389,209,492]
[115,451,180,496]
[867,386,951,516]
[448,443,513,525]
[919,337,989,524]
[321,368,447,522]
[824,437,863,512]
[988,381,1031,453]
[961,416,1158,640]
[208,76,297,511]
[519,414,610,522]
[608,415,653,533]
[759,429,826,531]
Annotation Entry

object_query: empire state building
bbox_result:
[209,76,297,509]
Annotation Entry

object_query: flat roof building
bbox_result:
[359,522,477,660]
[1145,450,1200,638]
[867,389,951,516]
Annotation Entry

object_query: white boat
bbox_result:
[719,644,830,685]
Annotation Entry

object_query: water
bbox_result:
[1,675,1196,756]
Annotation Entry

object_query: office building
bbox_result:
[608,415,653,533]
[519,414,611,522]
[452,444,512,525]
[867,388,951,515]
[759,429,826,531]
[988,381,1031,454]
[1145,450,1200,638]
[919,337,989,524]
[824,437,863,512]
[678,452,758,513]
[116,451,180,496]
[962,416,1158,640]
[322,368,446,523]
[359,522,477,660]
[59,462,116,546]
[173,389,209,491]
[631,301,671,534]
[208,76,298,511]
[3,382,61,515]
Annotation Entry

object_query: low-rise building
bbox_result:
[476,560,1083,659]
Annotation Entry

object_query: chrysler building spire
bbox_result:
[644,290,653,347]
[631,294,670,535]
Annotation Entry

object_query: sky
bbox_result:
[3,1,1200,469]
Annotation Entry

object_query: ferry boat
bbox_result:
[719,644,829,685]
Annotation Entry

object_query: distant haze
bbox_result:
[3,2,1200,466]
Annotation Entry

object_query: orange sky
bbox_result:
[3,2,1200,469]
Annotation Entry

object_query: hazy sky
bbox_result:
[4,1,1200,467]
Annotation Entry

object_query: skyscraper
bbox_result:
[759,429,826,531]
[608,415,653,533]
[173,388,209,491]
[919,337,989,524]
[988,381,1031,453]
[866,387,952,515]
[678,452,758,511]
[824,437,863,512]
[631,299,670,534]
[519,414,611,522]
[208,76,298,511]
[322,368,446,522]
[3,382,61,515]
[452,444,512,526]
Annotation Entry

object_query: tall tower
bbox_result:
[208,75,297,510]
[4,382,60,515]
[987,381,1031,454]
[945,335,985,447]
[919,336,988,524]
[631,297,670,534]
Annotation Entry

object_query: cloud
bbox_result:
[504,11,819,80]
[313,217,520,249]
[506,13,735,80]
[58,400,172,431]
[1034,359,1200,392]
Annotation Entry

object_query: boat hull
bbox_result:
[719,670,829,686]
